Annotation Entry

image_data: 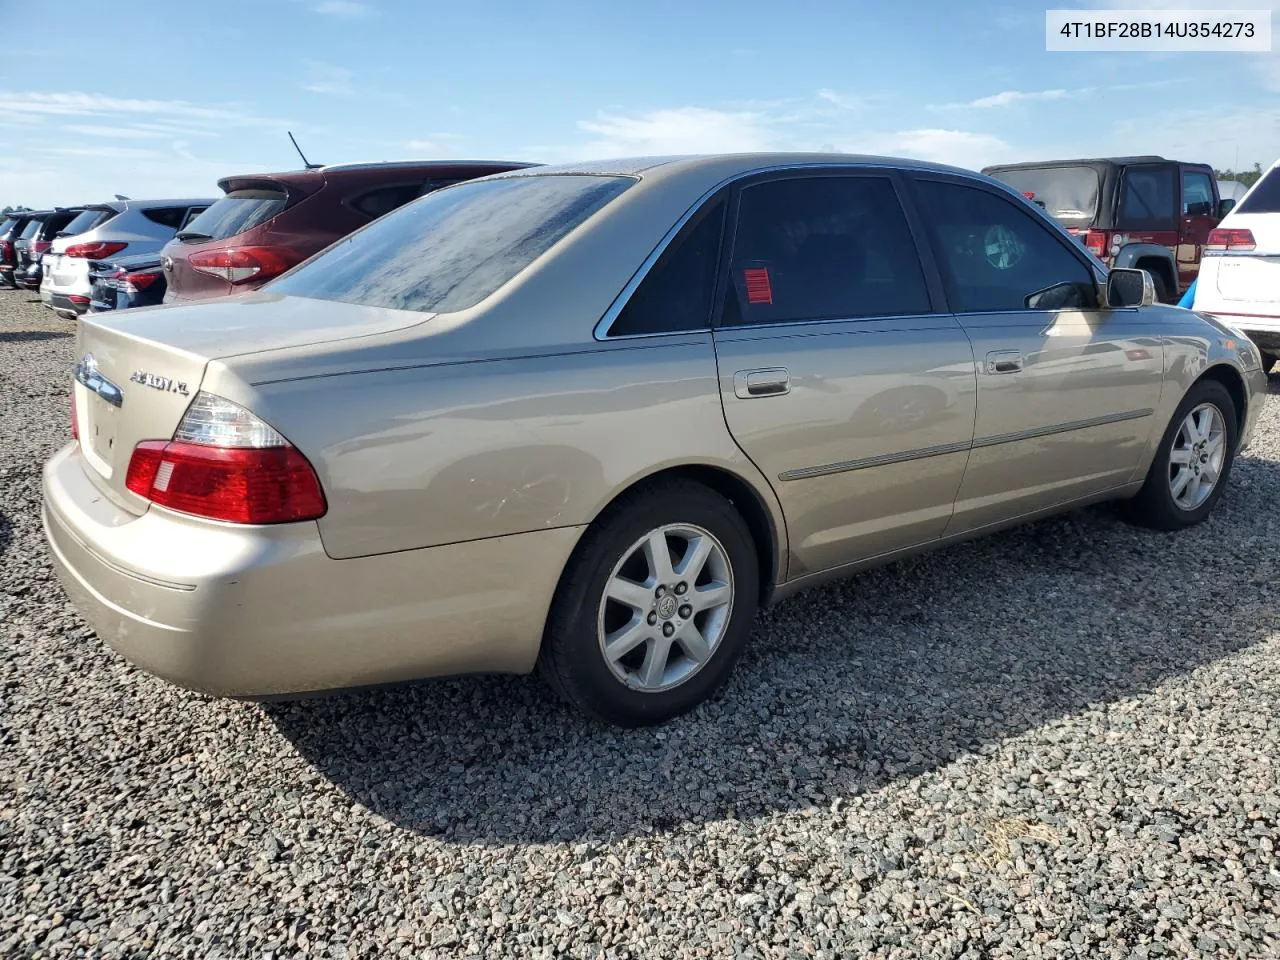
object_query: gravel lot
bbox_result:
[2,286,1278,959]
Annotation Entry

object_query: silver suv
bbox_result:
[41,198,213,317]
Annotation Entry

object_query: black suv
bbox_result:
[982,156,1231,302]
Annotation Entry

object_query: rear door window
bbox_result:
[1118,166,1177,230]
[721,175,931,325]
[270,174,633,313]
[1238,166,1280,214]
[180,188,289,240]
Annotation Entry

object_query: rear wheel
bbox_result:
[538,479,760,726]
[1147,267,1174,304]
[1123,379,1238,531]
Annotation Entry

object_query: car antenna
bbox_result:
[288,131,322,170]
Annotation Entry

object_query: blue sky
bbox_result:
[2,0,1278,207]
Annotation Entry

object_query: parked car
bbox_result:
[1193,158,1280,370]
[160,160,535,303]
[1217,178,1250,213]
[983,156,1228,302]
[87,252,167,314]
[40,198,211,318]
[44,154,1265,726]
[13,209,82,290]
[0,211,39,287]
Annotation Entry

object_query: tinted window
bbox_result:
[0,217,17,236]
[60,207,116,236]
[349,183,423,220]
[1182,170,1215,216]
[19,218,42,240]
[722,176,929,325]
[42,213,77,239]
[1118,166,1177,229]
[916,179,1096,313]
[986,166,1100,227]
[609,199,725,336]
[180,207,207,230]
[142,206,188,230]
[1238,166,1280,214]
[181,188,288,240]
[272,175,632,314]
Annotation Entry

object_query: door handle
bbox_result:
[734,367,791,399]
[985,351,1023,375]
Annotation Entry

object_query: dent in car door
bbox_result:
[712,173,977,578]
[911,176,1164,534]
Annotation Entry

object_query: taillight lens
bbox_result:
[121,271,159,292]
[0,240,11,260]
[1206,228,1256,252]
[65,241,128,259]
[124,393,326,524]
[187,246,299,285]
[1084,229,1109,259]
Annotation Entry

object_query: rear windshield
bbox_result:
[180,188,288,241]
[986,166,1100,226]
[271,174,634,314]
[1238,166,1280,214]
[59,207,117,237]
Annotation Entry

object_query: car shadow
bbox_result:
[265,454,1280,846]
[0,331,72,343]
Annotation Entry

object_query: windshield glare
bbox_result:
[270,174,634,314]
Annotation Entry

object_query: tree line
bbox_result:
[1214,163,1265,188]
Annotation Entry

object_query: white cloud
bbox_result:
[60,124,171,140]
[575,107,780,157]
[0,90,294,132]
[840,129,1018,171]
[313,0,373,15]
[817,89,865,111]
[40,145,163,159]
[940,88,1080,109]
[300,61,353,96]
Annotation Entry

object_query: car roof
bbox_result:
[490,152,985,184]
[983,155,1210,171]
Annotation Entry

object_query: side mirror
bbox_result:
[1218,198,1236,217]
[1106,267,1156,308]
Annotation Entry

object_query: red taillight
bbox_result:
[1206,228,1256,252]
[1084,229,1109,258]
[121,271,159,291]
[68,295,90,305]
[65,241,128,259]
[125,440,327,524]
[0,240,11,259]
[187,246,299,285]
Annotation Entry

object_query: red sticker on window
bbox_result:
[744,267,773,305]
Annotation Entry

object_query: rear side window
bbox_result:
[1238,166,1280,214]
[916,179,1096,313]
[608,199,726,336]
[348,183,424,220]
[1118,166,1177,230]
[142,206,190,230]
[181,188,288,240]
[19,219,42,240]
[722,175,931,325]
[42,213,77,239]
[0,217,17,235]
[60,208,115,236]
[271,174,633,314]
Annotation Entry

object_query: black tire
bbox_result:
[1149,269,1174,304]
[538,478,760,726]
[1123,379,1238,531]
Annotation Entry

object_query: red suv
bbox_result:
[161,159,534,302]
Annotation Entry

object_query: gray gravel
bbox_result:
[2,285,1279,959]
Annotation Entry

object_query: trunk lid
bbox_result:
[73,295,433,509]
[1211,212,1280,303]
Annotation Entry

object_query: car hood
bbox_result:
[95,292,437,360]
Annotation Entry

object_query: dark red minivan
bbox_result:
[161,159,535,303]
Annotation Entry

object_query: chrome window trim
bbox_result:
[593,160,937,341]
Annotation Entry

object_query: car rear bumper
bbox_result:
[42,442,582,697]
[49,291,90,317]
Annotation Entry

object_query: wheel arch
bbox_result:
[1196,362,1248,442]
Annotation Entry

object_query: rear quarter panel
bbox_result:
[208,338,788,572]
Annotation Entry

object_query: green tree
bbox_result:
[1213,162,1264,188]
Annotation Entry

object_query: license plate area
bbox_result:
[1217,258,1280,303]
[75,383,121,479]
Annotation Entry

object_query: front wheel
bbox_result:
[1123,379,1238,531]
[538,479,760,726]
